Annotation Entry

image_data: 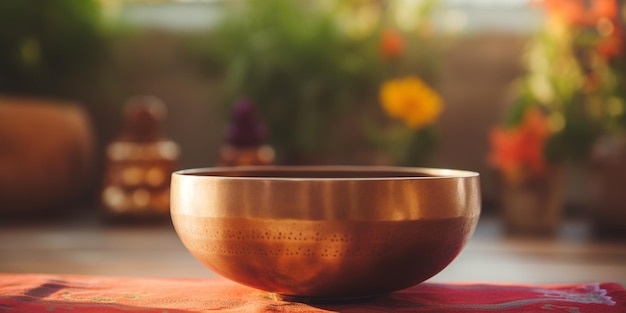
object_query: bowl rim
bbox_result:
[172,165,479,182]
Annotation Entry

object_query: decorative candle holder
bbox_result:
[101,96,180,221]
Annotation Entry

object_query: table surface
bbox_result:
[1,216,625,285]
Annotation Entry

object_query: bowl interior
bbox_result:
[176,166,478,178]
[186,168,433,179]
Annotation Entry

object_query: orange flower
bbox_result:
[591,0,618,20]
[534,0,618,26]
[488,107,551,184]
[379,76,443,129]
[380,29,405,59]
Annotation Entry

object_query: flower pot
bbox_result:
[589,136,626,237]
[0,97,94,217]
[500,168,565,236]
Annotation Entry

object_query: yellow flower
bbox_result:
[379,76,444,128]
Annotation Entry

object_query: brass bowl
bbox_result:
[171,166,480,302]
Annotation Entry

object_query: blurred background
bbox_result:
[0,0,625,283]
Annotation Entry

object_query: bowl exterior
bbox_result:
[170,166,480,299]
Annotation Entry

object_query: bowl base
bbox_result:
[273,293,385,304]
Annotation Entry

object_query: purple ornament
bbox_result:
[225,98,267,147]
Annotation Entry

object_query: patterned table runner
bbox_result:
[0,274,624,312]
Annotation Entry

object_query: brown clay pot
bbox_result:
[501,167,565,236]
[589,136,626,237]
[0,97,94,216]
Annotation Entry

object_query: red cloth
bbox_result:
[0,274,624,312]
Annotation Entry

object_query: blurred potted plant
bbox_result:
[0,0,106,216]
[559,0,626,236]
[489,106,564,235]
[206,0,441,165]
[536,0,626,236]
[370,17,444,166]
[489,0,609,233]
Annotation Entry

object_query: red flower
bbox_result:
[596,25,625,59]
[380,29,405,59]
[488,107,551,184]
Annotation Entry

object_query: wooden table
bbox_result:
[1,216,625,285]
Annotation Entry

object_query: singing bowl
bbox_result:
[170,166,480,302]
